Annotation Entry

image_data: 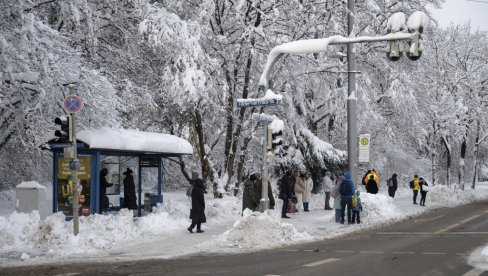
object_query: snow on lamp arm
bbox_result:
[258,11,429,91]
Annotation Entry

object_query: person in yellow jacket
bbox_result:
[366,169,380,185]
[409,175,420,204]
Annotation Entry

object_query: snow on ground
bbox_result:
[1,182,488,268]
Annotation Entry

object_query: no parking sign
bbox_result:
[63,95,83,114]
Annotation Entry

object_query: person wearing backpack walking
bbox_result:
[387,173,398,198]
[351,190,362,224]
[339,172,355,224]
[409,175,420,204]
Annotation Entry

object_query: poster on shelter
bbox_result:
[57,156,91,216]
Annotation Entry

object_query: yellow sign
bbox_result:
[360,137,369,146]
[58,156,91,180]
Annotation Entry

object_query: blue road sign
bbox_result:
[236,98,282,108]
[63,95,83,113]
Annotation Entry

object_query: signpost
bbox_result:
[64,85,83,235]
[237,93,283,212]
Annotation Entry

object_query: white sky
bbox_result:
[430,0,488,31]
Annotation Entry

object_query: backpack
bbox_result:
[352,194,358,208]
[186,185,193,197]
[387,178,393,188]
[409,180,414,189]
[339,180,352,196]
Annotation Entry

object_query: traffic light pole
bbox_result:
[68,84,80,236]
[259,122,270,212]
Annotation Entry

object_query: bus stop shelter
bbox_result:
[48,127,193,217]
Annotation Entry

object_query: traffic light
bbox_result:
[386,40,402,61]
[54,115,72,142]
[406,26,423,61]
[267,128,283,152]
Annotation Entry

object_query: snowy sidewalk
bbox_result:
[1,183,488,268]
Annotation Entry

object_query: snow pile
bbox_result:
[387,12,406,32]
[360,193,404,224]
[428,185,477,207]
[211,209,314,249]
[468,246,488,270]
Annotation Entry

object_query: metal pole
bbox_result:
[260,123,270,212]
[347,0,358,185]
[69,84,80,235]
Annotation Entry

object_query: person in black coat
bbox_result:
[188,178,206,233]
[279,171,294,219]
[99,168,113,211]
[388,173,398,198]
[366,175,378,194]
[123,168,137,210]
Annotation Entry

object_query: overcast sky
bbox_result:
[430,0,488,31]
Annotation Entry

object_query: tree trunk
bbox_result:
[431,120,437,185]
[442,136,451,186]
[472,120,481,189]
[459,138,467,190]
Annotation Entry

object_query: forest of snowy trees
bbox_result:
[0,0,487,195]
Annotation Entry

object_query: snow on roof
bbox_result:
[16,181,46,190]
[77,127,193,155]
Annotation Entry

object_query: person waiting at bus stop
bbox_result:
[99,168,113,211]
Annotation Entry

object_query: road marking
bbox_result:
[378,231,488,236]
[414,215,445,222]
[435,215,480,234]
[359,251,384,254]
[333,250,354,253]
[303,258,340,267]
[463,268,486,276]
[392,251,415,254]
[422,252,447,255]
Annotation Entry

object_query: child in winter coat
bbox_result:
[351,190,362,224]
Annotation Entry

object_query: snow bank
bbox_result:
[210,209,313,249]
[360,193,404,224]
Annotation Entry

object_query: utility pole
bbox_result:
[347,0,358,184]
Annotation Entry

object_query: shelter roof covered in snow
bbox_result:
[76,127,193,155]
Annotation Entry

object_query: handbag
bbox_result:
[288,201,297,213]
[422,185,430,192]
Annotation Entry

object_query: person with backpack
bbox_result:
[339,172,355,224]
[366,175,378,194]
[351,190,362,224]
[410,175,420,204]
[419,177,429,206]
[323,171,333,210]
[387,173,398,198]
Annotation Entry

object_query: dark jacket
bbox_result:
[366,178,378,194]
[123,175,137,210]
[191,179,206,224]
[388,174,398,191]
[419,178,428,192]
[100,168,113,209]
[242,178,257,211]
[279,174,293,199]
[254,180,275,209]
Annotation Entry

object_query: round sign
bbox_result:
[63,95,83,113]
[360,137,369,146]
